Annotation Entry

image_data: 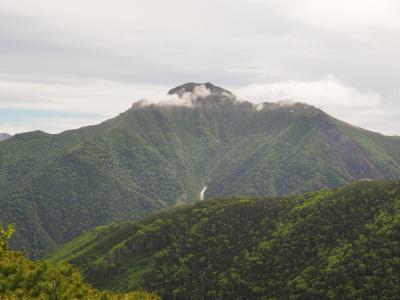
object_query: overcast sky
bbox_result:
[1,0,399,135]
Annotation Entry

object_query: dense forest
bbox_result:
[0,224,159,299]
[47,180,400,299]
[1,83,400,259]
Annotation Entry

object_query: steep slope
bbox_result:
[47,180,400,299]
[1,82,400,258]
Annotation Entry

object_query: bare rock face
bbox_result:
[316,115,385,179]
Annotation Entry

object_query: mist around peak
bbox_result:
[132,82,238,109]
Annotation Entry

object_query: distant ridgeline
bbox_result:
[1,82,400,258]
[47,180,400,299]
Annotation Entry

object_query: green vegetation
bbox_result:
[1,83,400,258]
[48,180,400,299]
[0,224,14,250]
[0,224,159,299]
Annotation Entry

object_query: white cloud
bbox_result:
[234,76,382,109]
[291,0,400,31]
[1,0,400,87]
[0,75,399,136]
[234,76,400,135]
[0,1,399,135]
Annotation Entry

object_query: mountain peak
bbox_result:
[167,82,233,97]
[166,82,236,105]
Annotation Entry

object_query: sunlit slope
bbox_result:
[0,250,159,299]
[48,180,400,299]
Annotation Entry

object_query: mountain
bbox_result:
[0,133,11,141]
[46,180,400,299]
[1,82,400,258]
[0,226,158,299]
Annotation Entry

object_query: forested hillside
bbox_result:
[1,82,400,258]
[0,225,159,299]
[48,180,400,299]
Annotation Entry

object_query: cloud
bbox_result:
[1,0,400,88]
[234,76,400,135]
[234,76,382,109]
[289,0,400,32]
[0,1,399,135]
[0,75,399,136]
[0,77,169,114]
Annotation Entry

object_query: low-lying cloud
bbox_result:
[234,75,382,109]
[0,76,399,136]
[234,76,399,135]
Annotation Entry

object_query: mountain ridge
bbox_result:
[1,82,400,258]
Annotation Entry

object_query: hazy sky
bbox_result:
[1,0,399,135]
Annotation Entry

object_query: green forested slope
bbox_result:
[0,225,159,299]
[48,180,400,299]
[1,82,400,258]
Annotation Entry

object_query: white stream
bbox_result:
[200,186,208,200]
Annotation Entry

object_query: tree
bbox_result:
[0,224,15,250]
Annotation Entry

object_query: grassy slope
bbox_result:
[47,180,400,299]
[1,98,400,258]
